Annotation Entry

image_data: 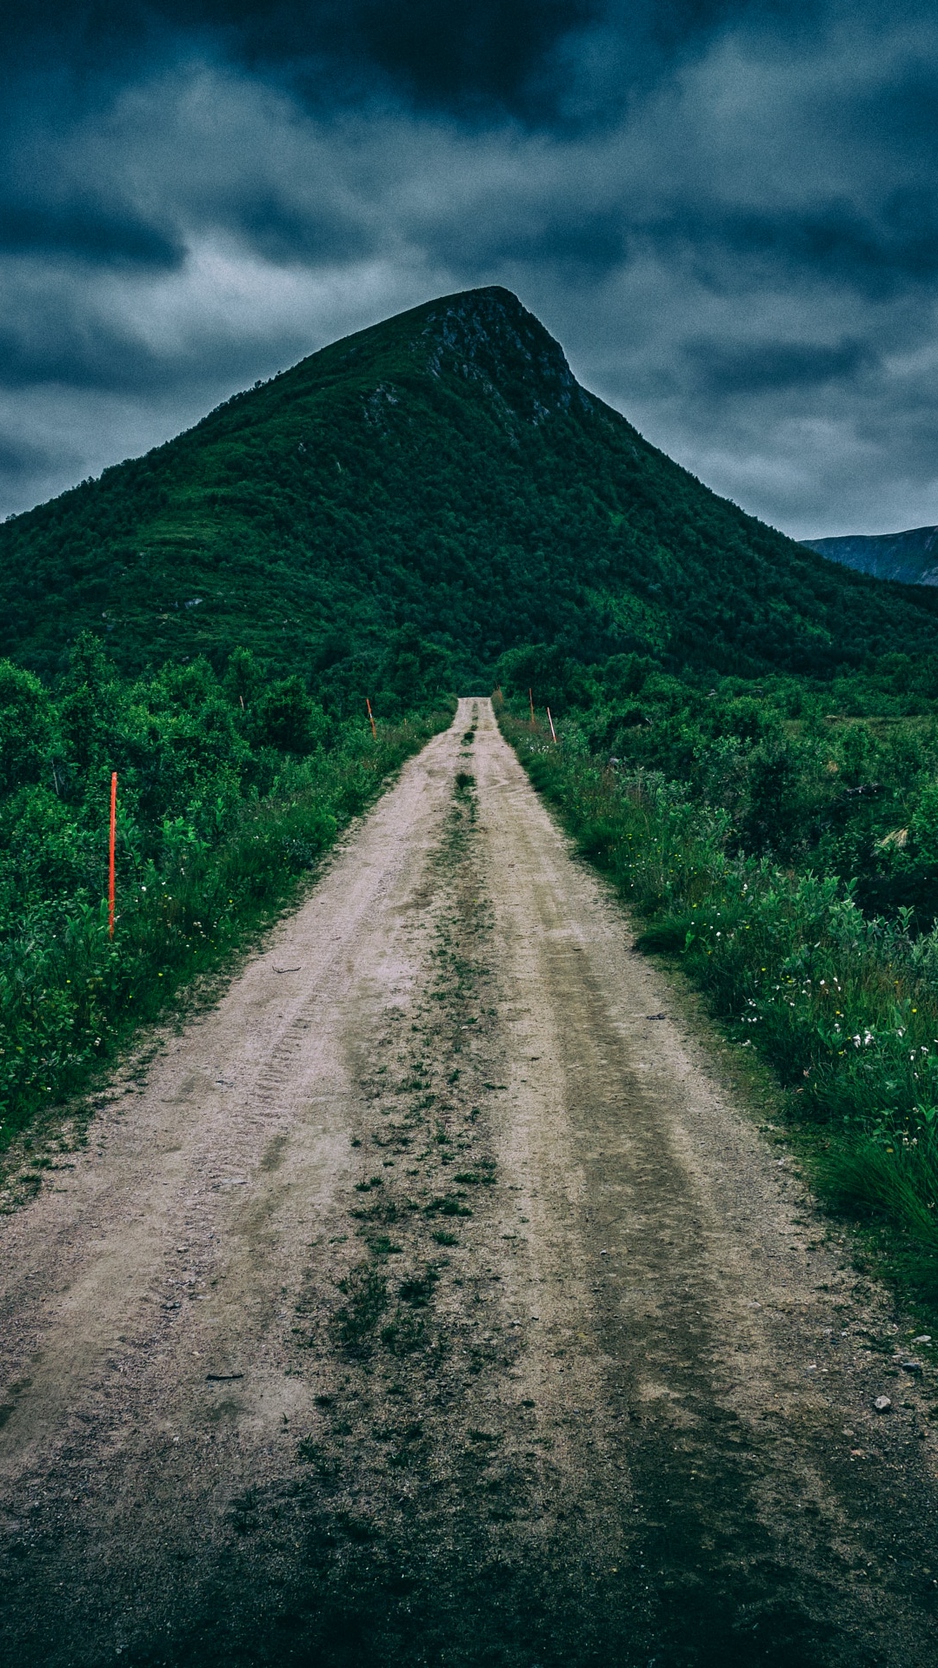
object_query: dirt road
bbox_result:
[2,700,937,1667]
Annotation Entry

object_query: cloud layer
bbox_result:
[3,1,938,537]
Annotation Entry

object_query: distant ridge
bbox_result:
[802,526,938,587]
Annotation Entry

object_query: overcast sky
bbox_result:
[3,1,938,539]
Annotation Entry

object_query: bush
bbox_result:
[501,707,938,1295]
[0,636,454,1149]
[251,676,328,754]
[0,661,53,792]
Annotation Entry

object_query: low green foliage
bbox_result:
[0,633,452,1148]
[335,1264,390,1353]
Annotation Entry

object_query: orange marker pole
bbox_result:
[108,772,117,939]
[366,697,377,740]
[528,687,535,724]
[547,707,557,744]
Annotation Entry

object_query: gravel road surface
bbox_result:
[1,699,937,1667]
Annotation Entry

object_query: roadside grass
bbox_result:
[334,1263,390,1353]
[500,710,938,1304]
[0,707,453,1158]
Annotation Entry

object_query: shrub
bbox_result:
[501,708,938,1295]
[0,640,453,1150]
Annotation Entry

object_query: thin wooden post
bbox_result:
[547,707,557,744]
[366,697,377,740]
[108,772,117,939]
[529,687,535,723]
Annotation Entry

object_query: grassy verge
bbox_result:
[500,708,938,1302]
[1,705,454,1153]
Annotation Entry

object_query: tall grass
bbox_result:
[501,711,938,1294]
[0,710,452,1149]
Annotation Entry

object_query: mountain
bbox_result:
[801,527,938,587]
[4,284,938,696]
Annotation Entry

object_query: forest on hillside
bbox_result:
[3,288,938,693]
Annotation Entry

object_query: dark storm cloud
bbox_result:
[629,196,938,299]
[419,196,629,283]
[229,193,376,267]
[2,0,817,126]
[1,0,938,536]
[682,336,876,396]
[0,433,58,478]
[0,200,183,268]
[3,0,603,121]
[238,0,598,115]
[0,296,167,392]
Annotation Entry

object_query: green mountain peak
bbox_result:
[3,285,938,695]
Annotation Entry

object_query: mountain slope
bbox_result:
[4,285,938,692]
[802,526,938,587]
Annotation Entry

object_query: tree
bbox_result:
[0,660,53,794]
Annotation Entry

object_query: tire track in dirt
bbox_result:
[1,701,937,1666]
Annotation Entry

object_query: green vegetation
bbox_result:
[498,654,938,1298]
[0,633,451,1152]
[5,287,938,695]
[8,279,938,1281]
